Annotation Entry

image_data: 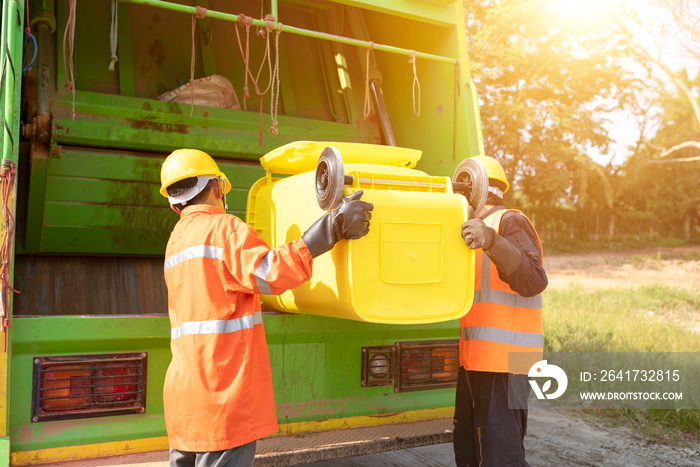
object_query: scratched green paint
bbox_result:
[10,314,459,452]
[9,0,482,458]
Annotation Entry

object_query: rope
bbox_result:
[234,14,254,110]
[452,61,460,161]
[363,42,374,120]
[189,6,207,117]
[234,13,275,144]
[108,0,118,71]
[256,15,275,146]
[0,160,19,352]
[62,0,77,120]
[408,50,420,117]
[22,32,37,74]
[269,23,282,135]
[23,0,37,74]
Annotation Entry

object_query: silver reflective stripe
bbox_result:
[171,311,263,340]
[475,220,542,309]
[164,245,224,272]
[461,325,543,348]
[473,287,543,309]
[254,251,274,295]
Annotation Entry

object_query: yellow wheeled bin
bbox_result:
[246,141,487,324]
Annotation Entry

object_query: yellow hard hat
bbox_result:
[472,155,509,193]
[159,148,231,198]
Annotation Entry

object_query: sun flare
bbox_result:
[551,0,621,22]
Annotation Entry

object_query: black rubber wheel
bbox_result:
[315,146,345,211]
[452,158,489,216]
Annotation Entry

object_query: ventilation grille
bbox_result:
[361,340,459,393]
[32,353,147,422]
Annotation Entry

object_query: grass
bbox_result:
[544,285,700,353]
[542,236,700,255]
[543,284,700,440]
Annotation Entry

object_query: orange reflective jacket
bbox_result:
[163,205,313,452]
[459,209,543,375]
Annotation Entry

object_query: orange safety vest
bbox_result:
[459,209,543,375]
[163,204,313,452]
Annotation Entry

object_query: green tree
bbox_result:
[617,0,700,241]
[464,0,635,237]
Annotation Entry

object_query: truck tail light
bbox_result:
[32,353,147,422]
[361,340,459,392]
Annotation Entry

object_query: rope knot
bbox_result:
[108,54,119,71]
[195,6,207,19]
[408,49,416,65]
[264,14,276,33]
[238,13,253,27]
[269,121,278,135]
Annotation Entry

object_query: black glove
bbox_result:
[462,218,522,276]
[302,190,374,258]
[461,218,495,250]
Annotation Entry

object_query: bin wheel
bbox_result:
[315,146,345,211]
[452,158,489,215]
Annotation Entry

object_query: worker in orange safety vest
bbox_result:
[453,156,547,467]
[159,148,373,467]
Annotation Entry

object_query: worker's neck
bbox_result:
[477,204,495,218]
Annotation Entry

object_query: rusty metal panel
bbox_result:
[13,256,167,316]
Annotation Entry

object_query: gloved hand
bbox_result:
[461,218,495,250]
[462,218,522,276]
[302,190,374,258]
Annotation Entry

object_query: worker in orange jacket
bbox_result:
[159,149,373,467]
[453,156,547,467]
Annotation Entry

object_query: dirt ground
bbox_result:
[543,246,700,291]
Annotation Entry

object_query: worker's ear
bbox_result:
[170,204,183,215]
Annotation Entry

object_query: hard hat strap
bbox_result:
[220,177,228,212]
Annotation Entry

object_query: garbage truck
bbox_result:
[0,0,485,464]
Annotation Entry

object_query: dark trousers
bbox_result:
[169,441,256,467]
[453,367,530,467]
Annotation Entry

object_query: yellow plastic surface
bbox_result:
[259,141,422,174]
[248,150,476,324]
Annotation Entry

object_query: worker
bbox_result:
[159,148,373,467]
[453,156,547,466]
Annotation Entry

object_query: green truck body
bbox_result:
[0,0,484,464]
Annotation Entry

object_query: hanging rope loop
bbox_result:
[363,42,375,120]
[408,50,420,117]
[62,0,77,119]
[108,0,119,71]
[188,6,208,117]
[270,23,283,135]
[234,14,254,108]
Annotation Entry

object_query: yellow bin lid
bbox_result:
[260,141,422,175]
